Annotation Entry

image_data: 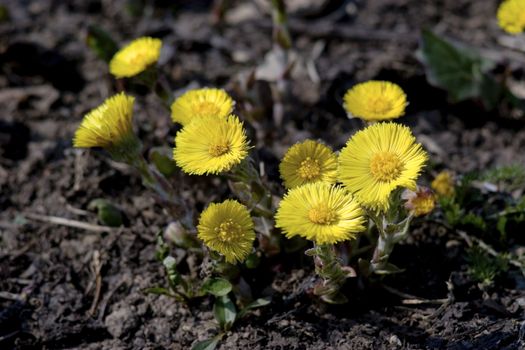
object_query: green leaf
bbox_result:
[88,199,123,227]
[155,230,169,262]
[244,252,261,269]
[163,256,181,289]
[191,334,224,350]
[149,147,178,177]
[86,25,119,62]
[373,263,405,275]
[238,297,271,319]
[202,278,232,297]
[213,295,237,331]
[418,29,495,104]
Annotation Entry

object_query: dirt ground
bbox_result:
[1,0,525,349]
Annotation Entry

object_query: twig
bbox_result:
[73,149,87,192]
[381,284,448,305]
[0,331,20,343]
[23,212,118,233]
[88,250,103,317]
[65,204,92,217]
[97,276,129,322]
[0,291,27,302]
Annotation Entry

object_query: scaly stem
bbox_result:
[367,214,413,275]
[227,157,274,219]
[309,244,352,304]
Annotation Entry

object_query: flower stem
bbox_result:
[132,155,194,230]
[367,214,413,275]
[227,157,274,219]
[309,244,353,304]
[270,0,292,50]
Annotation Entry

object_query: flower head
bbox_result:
[497,0,525,34]
[171,88,235,126]
[343,81,407,121]
[109,37,162,78]
[198,200,255,263]
[431,170,455,197]
[279,140,338,189]
[338,122,427,211]
[402,186,436,217]
[73,93,140,157]
[173,114,249,175]
[275,183,366,245]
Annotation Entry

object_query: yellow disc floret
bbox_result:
[497,0,525,34]
[109,37,162,78]
[338,122,427,212]
[173,114,249,175]
[275,182,365,245]
[369,152,404,183]
[170,88,235,126]
[279,140,338,189]
[343,81,407,121]
[198,200,255,263]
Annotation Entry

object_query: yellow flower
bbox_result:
[73,93,140,156]
[109,37,162,78]
[279,140,338,189]
[497,0,525,34]
[197,200,255,263]
[170,88,234,126]
[402,187,435,217]
[275,183,366,245]
[338,122,427,211]
[173,114,249,175]
[343,81,407,121]
[431,170,455,197]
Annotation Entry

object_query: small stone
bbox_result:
[389,334,402,347]
[105,304,139,339]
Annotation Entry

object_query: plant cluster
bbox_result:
[70,1,525,347]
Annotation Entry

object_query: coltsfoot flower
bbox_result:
[198,200,255,263]
[338,122,427,211]
[497,0,525,34]
[431,170,455,197]
[73,92,140,158]
[402,186,436,217]
[170,88,235,126]
[173,114,249,175]
[343,81,407,121]
[275,183,366,245]
[109,37,162,78]
[279,140,338,189]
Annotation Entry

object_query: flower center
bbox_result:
[298,157,321,180]
[215,219,242,242]
[209,143,230,157]
[195,101,220,116]
[370,152,403,182]
[308,205,337,225]
[367,97,392,114]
